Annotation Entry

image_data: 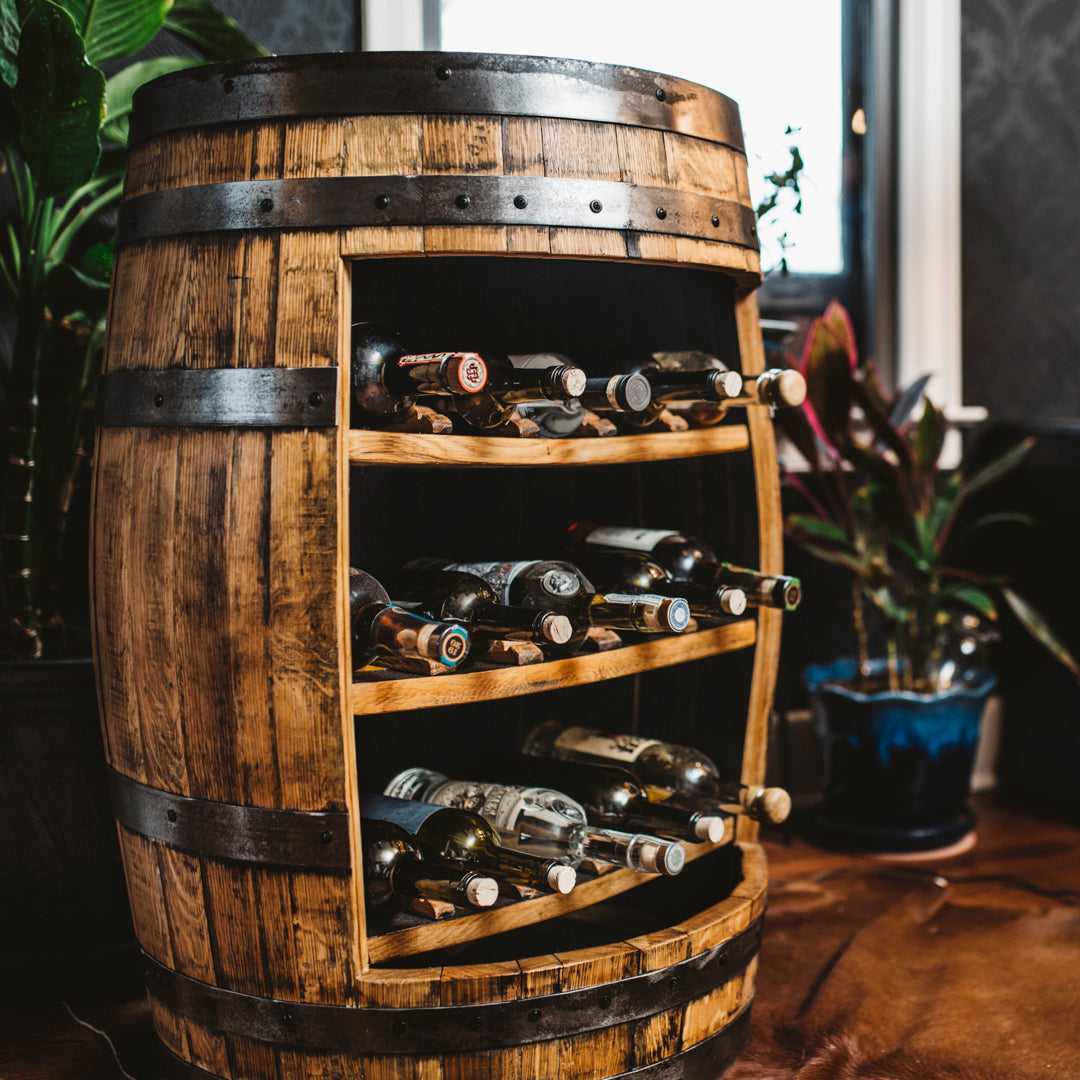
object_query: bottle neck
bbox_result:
[573,826,686,875]
[641,369,729,404]
[473,602,574,645]
[578,373,654,414]
[484,364,585,405]
[355,603,470,667]
[620,796,729,844]
[587,593,691,633]
[383,350,490,399]
[392,857,495,907]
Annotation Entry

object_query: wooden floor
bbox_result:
[4,793,1079,1079]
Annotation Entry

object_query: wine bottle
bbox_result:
[362,818,499,911]
[358,793,576,894]
[385,768,686,875]
[573,550,748,618]
[350,569,470,670]
[649,351,806,418]
[385,569,573,647]
[715,563,802,612]
[351,323,490,428]
[463,751,729,844]
[432,349,587,432]
[581,352,745,429]
[509,354,653,437]
[522,722,792,825]
[405,558,690,654]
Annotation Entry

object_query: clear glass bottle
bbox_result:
[385,768,686,875]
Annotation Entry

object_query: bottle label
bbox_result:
[600,593,667,606]
[444,561,538,604]
[582,526,678,553]
[426,780,527,833]
[553,726,662,764]
[358,793,445,835]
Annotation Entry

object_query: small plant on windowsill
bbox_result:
[0,0,264,660]
[754,128,804,276]
[778,300,1079,693]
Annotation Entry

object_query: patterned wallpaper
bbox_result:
[962,0,1080,423]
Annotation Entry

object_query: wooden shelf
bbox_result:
[366,837,751,964]
[347,425,750,467]
[352,620,756,715]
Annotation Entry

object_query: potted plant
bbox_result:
[0,0,263,991]
[779,301,1079,852]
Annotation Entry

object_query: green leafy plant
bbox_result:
[754,127,803,275]
[0,0,264,659]
[779,299,1080,693]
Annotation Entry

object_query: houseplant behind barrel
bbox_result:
[779,302,1079,852]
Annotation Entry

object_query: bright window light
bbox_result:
[439,0,844,275]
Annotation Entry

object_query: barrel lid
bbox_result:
[129,50,745,152]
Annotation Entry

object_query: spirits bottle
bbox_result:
[509,353,653,437]
[350,569,470,670]
[522,722,792,825]
[386,569,573,647]
[362,818,499,911]
[358,793,577,894]
[573,550,748,618]
[385,768,686,874]
[351,322,490,428]
[463,752,729,844]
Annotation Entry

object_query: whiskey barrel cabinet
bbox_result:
[91,53,782,1079]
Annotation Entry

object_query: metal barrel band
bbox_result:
[129,51,745,151]
[116,175,759,250]
[96,367,339,428]
[142,914,762,1053]
[159,1003,752,1080]
[107,768,351,871]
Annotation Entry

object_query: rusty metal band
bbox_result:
[129,52,745,151]
[159,1002,752,1079]
[116,175,758,250]
[96,366,339,428]
[107,768,351,871]
[142,913,762,1052]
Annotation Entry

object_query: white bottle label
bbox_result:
[582,526,678,553]
[426,780,528,833]
[600,593,666,606]
[443,560,539,604]
[553,726,662,764]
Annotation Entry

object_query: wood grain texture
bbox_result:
[353,621,756,716]
[348,425,750,466]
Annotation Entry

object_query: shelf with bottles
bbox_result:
[351,617,756,713]
[365,832,740,964]
[347,424,751,467]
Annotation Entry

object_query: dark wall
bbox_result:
[961,0,1080,422]
[184,0,355,54]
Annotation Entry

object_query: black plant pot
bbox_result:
[0,658,138,1002]
[803,659,997,853]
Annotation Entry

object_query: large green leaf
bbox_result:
[102,54,198,144]
[942,584,998,620]
[911,396,945,472]
[927,471,964,551]
[163,0,265,60]
[801,319,854,448]
[55,0,171,65]
[15,0,104,196]
[1002,586,1080,680]
[785,513,852,547]
[0,0,19,87]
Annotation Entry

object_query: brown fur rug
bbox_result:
[726,867,1080,1080]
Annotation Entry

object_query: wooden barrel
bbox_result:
[92,51,779,1079]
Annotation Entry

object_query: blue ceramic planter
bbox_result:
[803,659,998,852]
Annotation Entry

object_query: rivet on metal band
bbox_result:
[96,366,339,428]
[159,1003,753,1080]
[107,768,352,871]
[128,52,745,152]
[116,176,758,250]
[141,914,763,1052]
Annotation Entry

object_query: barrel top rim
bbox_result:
[129,50,745,150]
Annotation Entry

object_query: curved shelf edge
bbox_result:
[347,424,750,467]
[365,841,767,966]
[352,620,756,715]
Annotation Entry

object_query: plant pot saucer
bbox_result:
[806,804,977,856]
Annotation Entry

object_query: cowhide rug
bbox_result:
[726,865,1080,1080]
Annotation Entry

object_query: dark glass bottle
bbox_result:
[510,353,653,437]
[351,323,490,428]
[573,550,748,618]
[566,523,722,585]
[385,768,686,874]
[357,793,576,894]
[715,563,802,612]
[433,349,587,432]
[522,722,792,825]
[350,569,470,670]
[386,569,573,647]
[362,818,499,912]
[463,752,729,844]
